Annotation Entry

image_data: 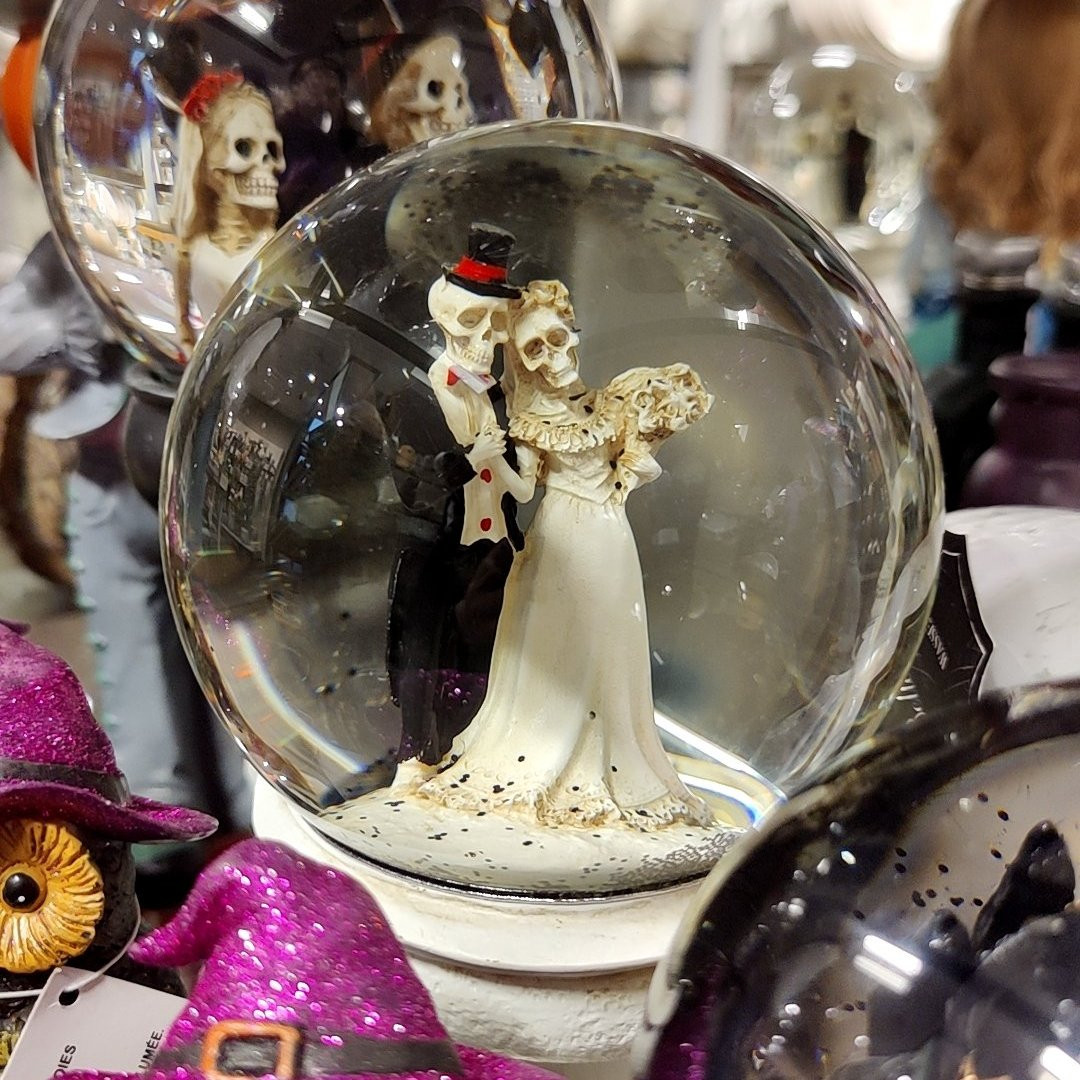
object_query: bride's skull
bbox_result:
[206,95,284,211]
[371,35,474,151]
[428,278,508,373]
[514,306,581,389]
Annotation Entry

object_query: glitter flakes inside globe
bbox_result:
[162,120,941,897]
[35,0,616,375]
[638,682,1080,1080]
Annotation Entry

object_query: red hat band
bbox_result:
[450,255,508,286]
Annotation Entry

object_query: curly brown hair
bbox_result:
[930,0,1080,242]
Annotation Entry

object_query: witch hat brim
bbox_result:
[62,1042,559,1080]
[0,781,216,841]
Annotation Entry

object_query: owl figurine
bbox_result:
[0,623,216,1067]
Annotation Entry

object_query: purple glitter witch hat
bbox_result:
[63,839,558,1080]
[0,623,215,840]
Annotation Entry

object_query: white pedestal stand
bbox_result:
[253,780,705,1080]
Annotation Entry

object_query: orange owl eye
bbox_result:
[0,819,104,973]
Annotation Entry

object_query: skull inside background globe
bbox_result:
[161,120,942,897]
[35,0,617,374]
[636,683,1080,1080]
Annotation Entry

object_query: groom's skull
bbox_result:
[514,306,580,388]
[428,278,508,373]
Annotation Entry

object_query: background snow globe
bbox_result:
[34,0,617,377]
[161,118,942,899]
[729,44,932,307]
[637,680,1080,1080]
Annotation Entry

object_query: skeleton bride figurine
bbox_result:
[416,269,715,830]
[173,73,284,355]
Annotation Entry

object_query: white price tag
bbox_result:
[4,968,186,1080]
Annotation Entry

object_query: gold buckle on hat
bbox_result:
[200,1020,302,1080]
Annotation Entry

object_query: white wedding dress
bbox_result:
[414,390,711,829]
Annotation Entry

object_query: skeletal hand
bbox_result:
[467,427,506,468]
[618,443,663,490]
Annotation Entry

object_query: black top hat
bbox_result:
[444,223,521,299]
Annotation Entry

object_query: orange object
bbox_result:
[1,24,43,174]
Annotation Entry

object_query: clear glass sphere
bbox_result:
[729,46,933,240]
[34,0,617,377]
[162,119,942,897]
[639,681,1080,1080]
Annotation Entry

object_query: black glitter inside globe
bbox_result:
[2,872,42,910]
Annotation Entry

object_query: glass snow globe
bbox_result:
[729,46,932,243]
[35,0,617,376]
[162,119,942,897]
[638,680,1080,1080]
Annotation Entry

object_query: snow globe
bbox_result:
[34,0,617,376]
[729,46,932,318]
[637,680,1080,1080]
[161,119,942,1069]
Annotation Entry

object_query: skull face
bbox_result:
[513,306,581,389]
[428,278,509,374]
[372,34,474,151]
[205,96,284,211]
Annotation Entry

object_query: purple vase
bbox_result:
[962,350,1080,508]
[926,230,1041,509]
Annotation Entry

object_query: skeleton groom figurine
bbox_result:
[427,224,521,546]
[173,72,284,355]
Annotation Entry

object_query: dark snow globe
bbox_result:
[637,681,1080,1080]
[36,0,617,376]
[161,119,942,899]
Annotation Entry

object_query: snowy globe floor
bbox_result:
[319,792,740,894]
